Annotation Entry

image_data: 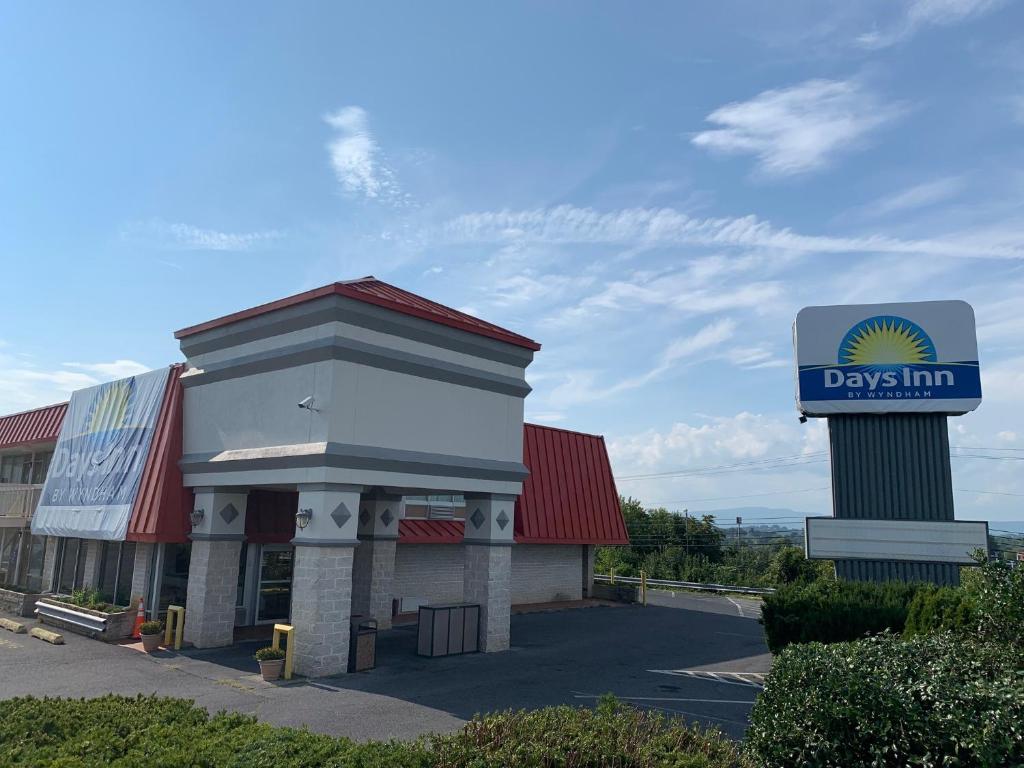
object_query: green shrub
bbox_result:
[0,694,749,767]
[903,584,976,638]
[254,646,286,661]
[139,620,163,636]
[63,588,124,613]
[429,695,750,767]
[970,554,1024,651]
[759,579,923,653]
[745,632,1024,767]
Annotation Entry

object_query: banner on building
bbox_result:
[794,300,982,417]
[32,367,168,540]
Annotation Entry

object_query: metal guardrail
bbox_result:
[34,600,108,633]
[595,573,775,596]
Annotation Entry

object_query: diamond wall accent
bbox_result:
[470,507,485,529]
[381,507,394,527]
[359,508,371,526]
[496,510,510,530]
[332,502,352,528]
[219,503,239,525]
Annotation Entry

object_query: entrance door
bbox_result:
[255,545,293,624]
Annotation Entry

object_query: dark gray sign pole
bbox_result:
[828,413,959,586]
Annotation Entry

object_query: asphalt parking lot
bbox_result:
[0,591,769,741]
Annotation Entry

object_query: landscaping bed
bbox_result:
[35,594,135,642]
[0,694,751,767]
[0,585,46,618]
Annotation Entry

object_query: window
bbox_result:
[0,529,18,584]
[157,543,190,614]
[24,536,46,592]
[0,451,54,484]
[404,494,466,520]
[55,538,86,594]
[96,541,136,607]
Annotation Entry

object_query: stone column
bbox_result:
[462,493,515,652]
[352,490,400,629]
[184,487,247,649]
[290,483,361,678]
[130,542,156,617]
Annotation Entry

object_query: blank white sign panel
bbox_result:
[805,518,988,564]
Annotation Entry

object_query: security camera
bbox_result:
[298,396,315,410]
[798,415,808,424]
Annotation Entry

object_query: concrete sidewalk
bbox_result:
[0,595,769,741]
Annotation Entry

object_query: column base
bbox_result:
[291,544,355,678]
[463,543,512,652]
[183,539,243,649]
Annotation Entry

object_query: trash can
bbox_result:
[416,603,480,657]
[348,616,377,672]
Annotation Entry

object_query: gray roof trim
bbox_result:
[180,442,530,483]
[180,294,535,367]
[181,335,531,398]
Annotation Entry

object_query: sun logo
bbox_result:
[83,378,135,439]
[838,316,936,367]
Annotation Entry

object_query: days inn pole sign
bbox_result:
[794,300,982,417]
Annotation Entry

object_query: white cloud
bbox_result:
[858,0,1007,48]
[443,204,1024,260]
[691,79,904,177]
[541,319,737,409]
[0,352,154,415]
[606,413,831,513]
[862,176,965,217]
[63,360,151,378]
[121,219,282,252]
[324,106,406,205]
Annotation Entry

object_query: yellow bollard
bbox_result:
[641,570,648,606]
[272,623,295,680]
[610,568,616,585]
[164,605,185,650]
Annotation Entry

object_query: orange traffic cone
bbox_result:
[132,597,146,639]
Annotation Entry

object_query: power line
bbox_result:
[644,486,829,505]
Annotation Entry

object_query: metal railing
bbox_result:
[595,573,775,596]
[0,484,42,520]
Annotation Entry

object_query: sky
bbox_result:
[1,1,1023,527]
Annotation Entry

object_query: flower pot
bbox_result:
[258,658,284,681]
[141,632,162,653]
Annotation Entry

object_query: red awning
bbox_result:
[126,364,192,543]
[399,518,464,544]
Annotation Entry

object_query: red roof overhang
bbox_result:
[174,276,541,351]
[0,402,67,451]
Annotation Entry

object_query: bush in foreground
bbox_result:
[0,694,750,767]
[745,632,1024,767]
[759,579,922,652]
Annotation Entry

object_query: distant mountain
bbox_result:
[686,506,814,529]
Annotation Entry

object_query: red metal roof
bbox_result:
[174,276,541,351]
[515,423,628,545]
[0,402,67,450]
[398,424,628,546]
[399,518,465,544]
[127,365,192,543]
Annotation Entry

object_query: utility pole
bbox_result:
[684,508,689,557]
[736,516,742,548]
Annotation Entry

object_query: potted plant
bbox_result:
[255,646,287,681]
[139,621,163,653]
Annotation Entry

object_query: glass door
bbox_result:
[255,545,293,624]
